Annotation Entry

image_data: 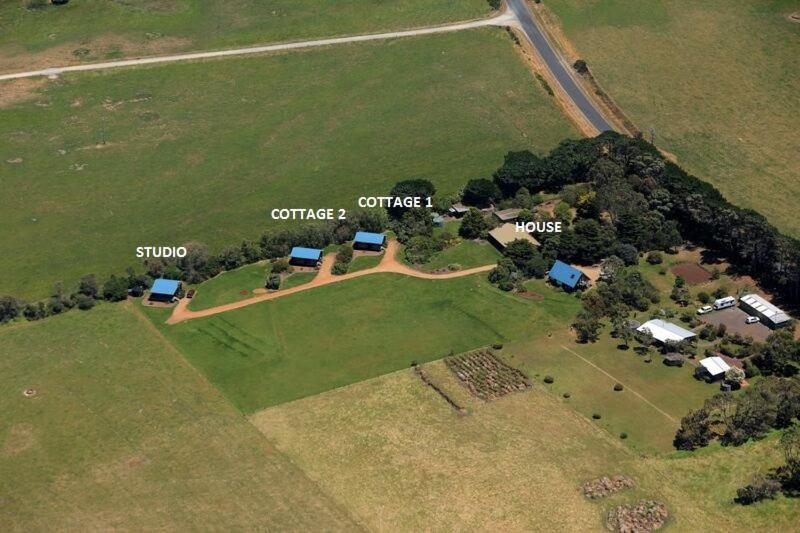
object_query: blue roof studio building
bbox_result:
[289,246,323,267]
[149,278,181,302]
[548,260,589,292]
[353,231,386,252]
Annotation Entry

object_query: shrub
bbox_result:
[646,251,663,265]
[613,383,624,392]
[573,59,588,74]
[619,432,628,439]
[563,392,571,398]
[448,263,462,272]
[102,275,129,302]
[265,274,281,290]
[331,262,349,275]
[698,292,711,304]
[75,294,95,310]
[492,343,504,350]
[458,208,490,239]
[592,413,602,420]
[271,258,290,274]
[644,357,652,363]
[735,475,780,505]
[0,295,20,323]
[543,375,554,384]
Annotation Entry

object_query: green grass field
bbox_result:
[348,252,384,273]
[420,239,501,272]
[146,274,581,412]
[0,302,356,529]
[280,270,317,289]
[1,29,577,300]
[188,261,270,311]
[0,0,491,71]
[544,0,800,237]
[252,360,799,531]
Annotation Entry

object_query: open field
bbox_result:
[187,261,270,311]
[253,360,798,530]
[146,275,581,412]
[0,0,491,72]
[543,0,800,237]
[1,29,577,300]
[0,302,356,530]
[420,239,501,272]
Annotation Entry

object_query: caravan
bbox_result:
[713,296,736,310]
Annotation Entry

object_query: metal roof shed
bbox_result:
[150,278,180,296]
[699,356,731,378]
[353,232,386,246]
[290,247,322,261]
[548,260,586,290]
[636,319,696,344]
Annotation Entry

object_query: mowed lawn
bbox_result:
[187,261,271,311]
[252,359,797,531]
[0,303,357,530]
[0,29,577,300]
[543,0,800,236]
[0,0,491,71]
[147,274,581,412]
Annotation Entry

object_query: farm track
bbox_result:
[167,240,495,324]
[0,11,517,81]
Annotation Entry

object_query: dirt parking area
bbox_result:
[701,307,771,342]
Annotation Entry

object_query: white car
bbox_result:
[697,305,713,315]
[745,316,760,324]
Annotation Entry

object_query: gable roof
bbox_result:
[151,278,180,296]
[699,356,731,377]
[488,223,539,248]
[290,247,322,261]
[548,260,585,289]
[636,319,696,343]
[494,208,523,222]
[739,293,791,325]
[353,231,385,246]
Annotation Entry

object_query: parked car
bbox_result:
[186,289,196,299]
[745,316,760,324]
[697,305,713,315]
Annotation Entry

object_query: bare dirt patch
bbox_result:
[671,262,712,284]
[606,500,668,532]
[518,291,544,301]
[0,78,48,108]
[446,348,531,401]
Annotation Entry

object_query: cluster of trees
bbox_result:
[735,421,800,505]
[733,330,800,378]
[332,246,354,275]
[674,377,800,451]
[488,239,548,291]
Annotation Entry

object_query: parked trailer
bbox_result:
[713,296,736,310]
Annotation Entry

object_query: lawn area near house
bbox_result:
[0,302,356,530]
[419,239,501,272]
[348,252,384,273]
[146,273,581,412]
[187,261,270,311]
[280,270,317,290]
[0,28,577,301]
[251,358,796,530]
[0,0,491,72]
[542,0,800,237]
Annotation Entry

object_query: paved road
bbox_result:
[506,0,614,133]
[0,11,516,81]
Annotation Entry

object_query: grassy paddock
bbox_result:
[545,0,800,237]
[188,261,270,311]
[0,303,356,530]
[252,360,792,531]
[0,0,491,71]
[1,29,577,300]
[147,274,581,412]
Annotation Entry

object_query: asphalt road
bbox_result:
[506,0,614,133]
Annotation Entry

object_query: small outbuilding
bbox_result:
[448,203,470,217]
[487,223,539,251]
[493,208,523,222]
[547,260,589,292]
[636,319,696,345]
[696,356,731,381]
[149,278,181,302]
[739,293,792,329]
[353,231,386,252]
[289,246,323,267]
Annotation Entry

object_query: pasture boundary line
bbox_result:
[559,345,679,425]
[0,11,517,81]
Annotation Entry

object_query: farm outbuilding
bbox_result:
[738,293,792,329]
[636,319,696,345]
[487,223,539,251]
[289,247,323,267]
[493,208,523,222]
[695,356,731,381]
[448,203,470,217]
[353,231,386,252]
[149,278,181,302]
[547,260,588,292]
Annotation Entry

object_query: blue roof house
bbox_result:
[548,260,589,292]
[289,246,323,267]
[149,278,181,302]
[353,231,386,251]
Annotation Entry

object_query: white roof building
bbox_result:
[739,294,791,328]
[698,356,731,378]
[636,319,696,344]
